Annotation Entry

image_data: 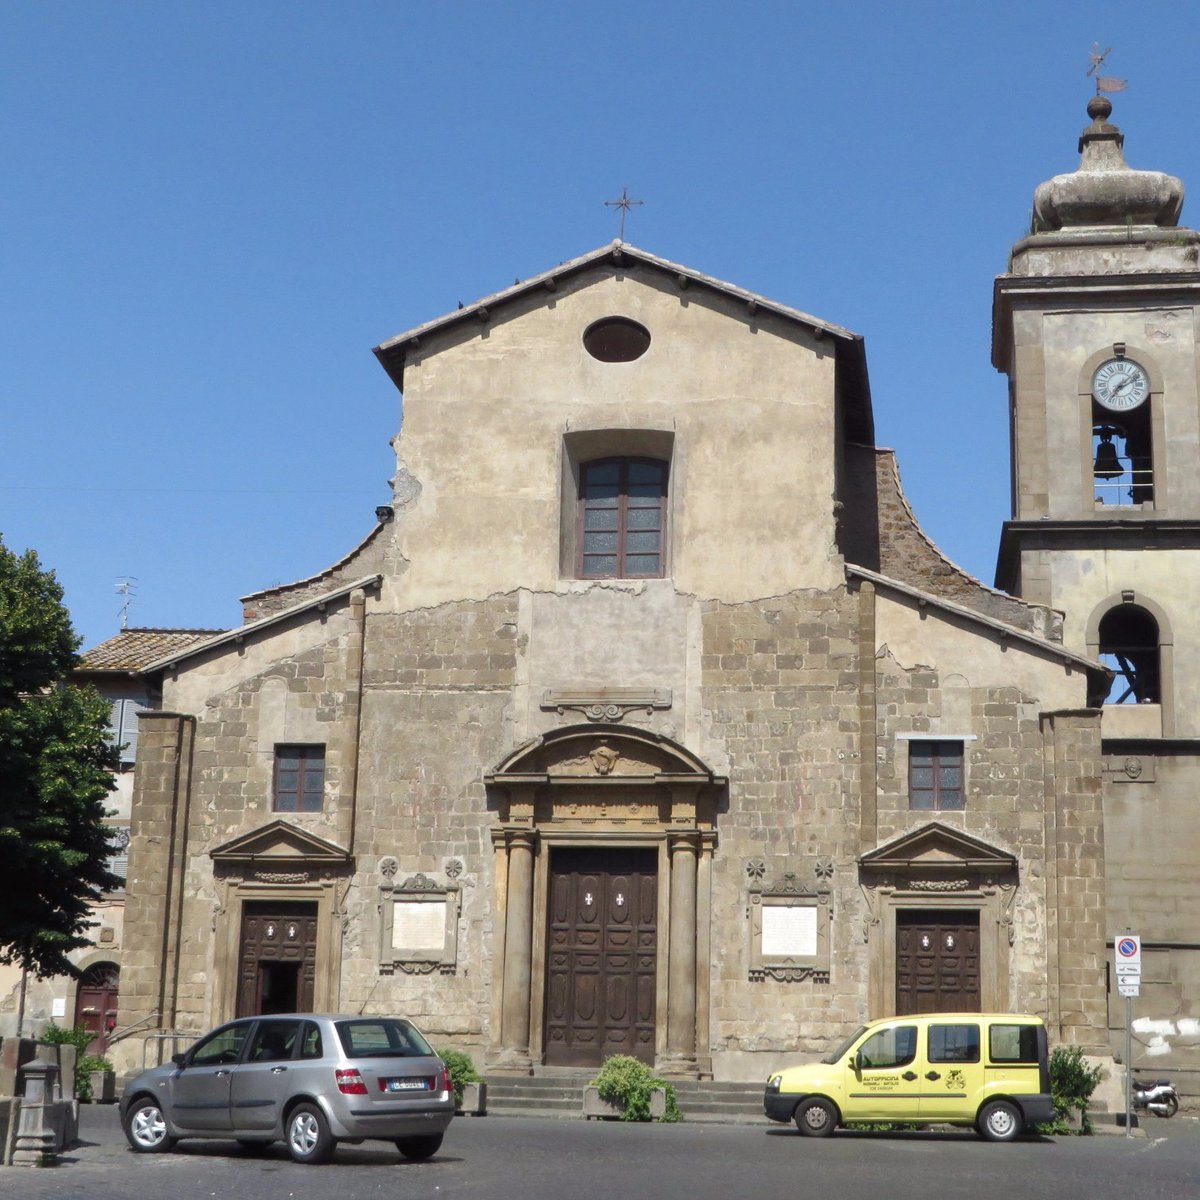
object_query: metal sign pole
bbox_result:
[1125,992,1133,1137]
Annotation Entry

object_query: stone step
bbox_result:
[481,1075,767,1123]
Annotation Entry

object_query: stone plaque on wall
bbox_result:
[379,870,460,975]
[391,899,446,952]
[760,903,818,958]
[747,860,832,983]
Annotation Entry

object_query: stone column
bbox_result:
[10,1055,60,1167]
[661,832,698,1076]
[495,830,536,1071]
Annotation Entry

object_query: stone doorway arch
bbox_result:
[485,725,726,1077]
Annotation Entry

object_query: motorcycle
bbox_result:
[1132,1077,1179,1118]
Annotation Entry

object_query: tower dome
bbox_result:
[1033,96,1184,230]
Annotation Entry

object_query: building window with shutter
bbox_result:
[577,457,667,578]
[908,740,965,810]
[106,697,148,768]
[273,745,326,812]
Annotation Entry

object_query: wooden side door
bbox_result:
[895,911,981,1015]
[236,901,318,1018]
[74,962,120,1054]
[544,847,657,1067]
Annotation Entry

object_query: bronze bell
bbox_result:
[1094,430,1123,478]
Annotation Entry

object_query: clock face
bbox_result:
[1093,358,1150,411]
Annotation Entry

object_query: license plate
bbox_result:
[387,1078,428,1092]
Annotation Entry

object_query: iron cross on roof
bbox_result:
[604,186,643,240]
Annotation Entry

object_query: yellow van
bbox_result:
[764,1013,1054,1141]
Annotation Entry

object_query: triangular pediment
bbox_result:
[859,822,1017,871]
[210,819,351,866]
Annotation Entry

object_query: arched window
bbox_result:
[1098,605,1160,704]
[577,457,667,578]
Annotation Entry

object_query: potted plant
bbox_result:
[584,1054,681,1122]
[80,1054,117,1103]
[438,1049,486,1116]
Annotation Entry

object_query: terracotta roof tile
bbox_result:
[77,627,225,672]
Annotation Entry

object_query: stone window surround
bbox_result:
[1077,343,1166,514]
[1084,589,1175,736]
[894,735,975,811]
[558,428,676,579]
[272,743,327,813]
[905,738,967,811]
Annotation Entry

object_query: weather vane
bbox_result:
[1087,43,1126,95]
[604,186,643,240]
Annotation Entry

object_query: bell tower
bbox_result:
[993,96,1200,1077]
[993,95,1200,736]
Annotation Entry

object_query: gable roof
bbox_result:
[373,241,874,443]
[77,627,225,673]
[135,574,383,675]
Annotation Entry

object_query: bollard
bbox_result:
[11,1054,60,1167]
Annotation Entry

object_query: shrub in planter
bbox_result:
[1036,1045,1104,1135]
[40,1022,98,1099]
[79,1054,115,1103]
[438,1049,482,1108]
[590,1054,681,1122]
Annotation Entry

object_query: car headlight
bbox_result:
[766,1074,781,1093]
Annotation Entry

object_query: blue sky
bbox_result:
[5,2,1199,651]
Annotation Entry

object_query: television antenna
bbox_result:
[115,577,138,629]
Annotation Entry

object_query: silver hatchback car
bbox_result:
[120,1013,455,1164]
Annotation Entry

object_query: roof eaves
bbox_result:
[373,241,863,390]
[846,564,1103,676]
[139,574,383,674]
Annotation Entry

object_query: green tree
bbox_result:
[0,537,121,978]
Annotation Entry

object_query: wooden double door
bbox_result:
[236,901,318,1018]
[544,847,658,1066]
[895,910,980,1015]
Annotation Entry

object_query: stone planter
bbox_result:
[87,1071,117,1104]
[457,1081,487,1116]
[582,1085,666,1120]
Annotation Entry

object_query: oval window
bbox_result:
[582,317,651,363]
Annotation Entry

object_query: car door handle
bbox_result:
[901,1071,918,1081]
[215,1069,230,1077]
[271,1066,288,1074]
[925,1071,941,1081]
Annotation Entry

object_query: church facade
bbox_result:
[106,100,1197,1088]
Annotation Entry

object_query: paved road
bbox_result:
[3,1104,1199,1200]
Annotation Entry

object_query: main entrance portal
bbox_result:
[544,847,658,1067]
[895,910,980,1015]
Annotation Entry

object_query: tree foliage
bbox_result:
[0,537,121,978]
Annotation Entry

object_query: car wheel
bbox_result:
[286,1102,336,1164]
[124,1097,177,1153]
[395,1133,444,1161]
[794,1098,838,1138]
[977,1100,1022,1142]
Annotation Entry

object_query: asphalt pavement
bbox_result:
[2,1102,1198,1200]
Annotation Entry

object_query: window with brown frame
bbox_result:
[273,745,326,812]
[908,740,965,811]
[577,457,667,578]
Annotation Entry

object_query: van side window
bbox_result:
[858,1025,917,1069]
[989,1024,1039,1064]
[928,1023,980,1064]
